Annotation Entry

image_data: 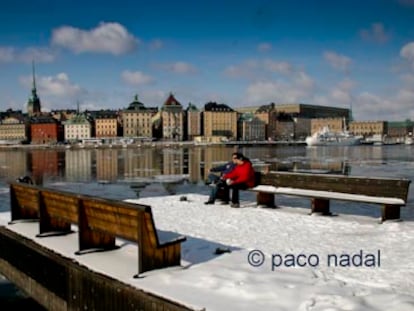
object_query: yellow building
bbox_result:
[310,118,345,135]
[122,95,158,138]
[203,102,238,140]
[0,115,28,143]
[349,121,387,137]
[186,103,201,141]
[94,113,119,138]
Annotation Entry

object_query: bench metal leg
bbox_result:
[311,198,331,215]
[381,205,400,222]
[256,192,275,208]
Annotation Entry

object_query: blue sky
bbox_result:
[1,0,414,121]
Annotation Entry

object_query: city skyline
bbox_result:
[1,0,414,121]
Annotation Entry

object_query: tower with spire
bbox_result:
[27,60,41,116]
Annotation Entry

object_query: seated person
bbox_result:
[206,160,236,185]
[205,153,255,207]
[204,153,238,205]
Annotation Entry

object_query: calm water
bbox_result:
[0,143,413,218]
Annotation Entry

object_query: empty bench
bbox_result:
[250,171,411,222]
[8,181,186,276]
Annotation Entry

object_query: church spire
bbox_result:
[32,59,36,91]
[27,60,41,116]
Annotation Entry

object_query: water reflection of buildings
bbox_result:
[0,146,353,189]
[0,150,27,182]
[29,150,63,184]
[96,149,118,183]
[65,149,92,182]
[122,148,160,178]
[162,148,185,176]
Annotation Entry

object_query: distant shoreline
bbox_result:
[0,140,306,150]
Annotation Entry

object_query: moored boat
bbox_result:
[306,126,362,146]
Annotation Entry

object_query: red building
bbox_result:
[30,116,63,144]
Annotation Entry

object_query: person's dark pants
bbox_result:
[208,181,249,204]
[228,183,249,204]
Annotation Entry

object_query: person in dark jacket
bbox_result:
[205,160,236,185]
[204,152,238,205]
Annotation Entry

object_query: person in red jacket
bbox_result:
[222,153,256,207]
[204,152,256,207]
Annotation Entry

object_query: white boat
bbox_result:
[405,136,414,145]
[306,126,362,146]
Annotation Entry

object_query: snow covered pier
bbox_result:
[0,182,197,311]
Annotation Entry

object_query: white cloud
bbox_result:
[18,47,56,63]
[245,72,315,104]
[149,39,163,50]
[121,70,154,85]
[224,59,293,79]
[19,72,85,111]
[40,73,83,97]
[0,47,15,62]
[293,72,314,91]
[51,22,139,55]
[0,46,56,63]
[223,65,247,78]
[400,73,414,87]
[263,60,293,75]
[401,42,414,68]
[323,51,352,73]
[354,92,398,120]
[161,61,197,74]
[360,23,390,44]
[223,60,259,78]
[20,72,83,97]
[257,42,272,52]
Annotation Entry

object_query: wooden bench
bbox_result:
[8,182,186,276]
[250,171,411,222]
[9,182,40,223]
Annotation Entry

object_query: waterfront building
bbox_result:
[274,103,349,120]
[349,121,387,138]
[310,117,345,135]
[203,102,237,140]
[254,103,275,138]
[0,113,28,144]
[50,109,78,122]
[63,112,92,142]
[387,120,414,138]
[273,104,350,140]
[122,95,158,139]
[93,111,120,138]
[238,103,350,141]
[30,115,63,144]
[161,93,184,141]
[238,113,266,141]
[268,112,295,141]
[185,103,201,141]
